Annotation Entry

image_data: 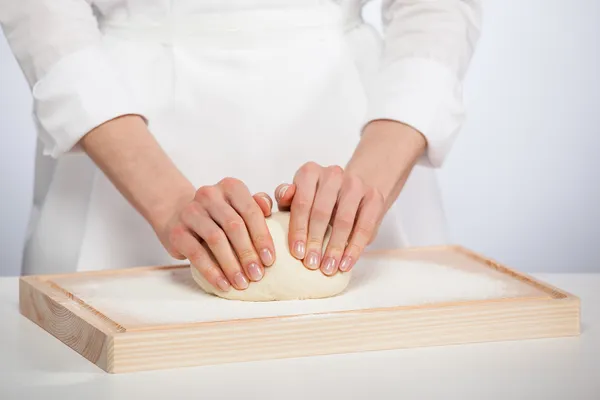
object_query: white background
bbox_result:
[1,0,599,276]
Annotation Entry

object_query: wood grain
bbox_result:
[19,276,119,371]
[109,296,579,373]
[18,245,581,373]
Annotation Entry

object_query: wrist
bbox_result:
[148,180,196,236]
[347,119,426,203]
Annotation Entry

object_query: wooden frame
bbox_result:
[19,245,581,373]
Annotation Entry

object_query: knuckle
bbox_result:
[311,207,331,222]
[204,228,225,246]
[200,269,215,283]
[344,175,364,192]
[236,247,256,262]
[220,261,240,276]
[218,177,242,191]
[366,187,384,204]
[191,264,206,278]
[167,224,187,247]
[187,247,206,264]
[325,165,344,179]
[252,232,271,246]
[199,266,219,283]
[292,223,308,236]
[298,161,320,176]
[224,216,245,233]
[241,205,262,221]
[307,236,323,247]
[303,161,320,171]
[334,214,355,231]
[293,198,312,213]
[346,243,363,255]
[179,202,201,223]
[195,185,219,201]
[355,220,376,238]
[325,245,345,255]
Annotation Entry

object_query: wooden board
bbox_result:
[19,245,580,373]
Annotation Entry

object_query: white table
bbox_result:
[1,274,598,400]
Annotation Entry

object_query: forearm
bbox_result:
[345,120,426,210]
[80,115,195,233]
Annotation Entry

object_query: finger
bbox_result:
[206,200,265,283]
[252,192,276,265]
[289,162,320,260]
[304,165,343,270]
[342,188,385,272]
[220,178,276,269]
[170,226,231,292]
[185,188,250,290]
[253,192,273,217]
[321,176,363,275]
[274,183,296,211]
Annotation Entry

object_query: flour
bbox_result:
[54,252,544,328]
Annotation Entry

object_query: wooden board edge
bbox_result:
[20,276,125,333]
[449,245,580,301]
[365,245,579,301]
[21,263,191,282]
[360,244,458,257]
[19,276,116,372]
[109,296,580,373]
[44,279,129,333]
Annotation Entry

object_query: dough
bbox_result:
[191,211,352,301]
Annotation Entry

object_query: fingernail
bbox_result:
[247,263,263,281]
[260,248,274,266]
[234,272,249,289]
[259,194,272,209]
[322,257,337,275]
[217,277,231,292]
[306,251,320,270]
[340,256,353,272]
[293,241,306,258]
[277,185,289,200]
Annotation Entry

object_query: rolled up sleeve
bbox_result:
[364,0,482,168]
[0,0,146,158]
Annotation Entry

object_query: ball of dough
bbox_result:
[191,211,352,301]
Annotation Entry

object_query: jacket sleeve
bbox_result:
[364,0,482,168]
[0,0,146,158]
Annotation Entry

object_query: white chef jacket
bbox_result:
[0,0,482,275]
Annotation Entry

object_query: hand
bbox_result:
[275,162,385,276]
[158,178,276,292]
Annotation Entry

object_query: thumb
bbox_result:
[253,192,273,217]
[275,183,296,211]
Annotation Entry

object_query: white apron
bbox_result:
[21,1,449,275]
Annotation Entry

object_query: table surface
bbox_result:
[1,273,598,400]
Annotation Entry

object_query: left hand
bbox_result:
[274,162,385,276]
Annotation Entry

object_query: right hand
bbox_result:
[158,178,276,292]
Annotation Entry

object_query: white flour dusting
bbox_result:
[54,256,545,327]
